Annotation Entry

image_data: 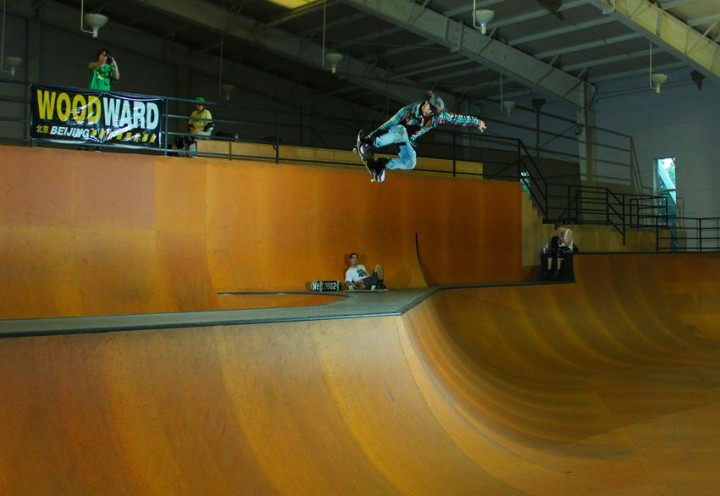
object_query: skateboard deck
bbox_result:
[353,130,378,182]
[309,280,343,292]
[344,288,389,293]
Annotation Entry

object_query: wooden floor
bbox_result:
[1,254,719,495]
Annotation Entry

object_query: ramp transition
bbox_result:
[1,253,719,494]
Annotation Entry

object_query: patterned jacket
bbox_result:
[370,101,481,144]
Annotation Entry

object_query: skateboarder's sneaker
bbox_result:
[377,283,388,290]
[368,160,384,182]
[372,157,388,183]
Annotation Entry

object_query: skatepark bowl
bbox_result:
[1,147,719,494]
[1,253,719,495]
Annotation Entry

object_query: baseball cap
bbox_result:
[428,95,445,113]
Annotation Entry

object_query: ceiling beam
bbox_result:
[7,0,384,120]
[535,32,641,59]
[586,0,720,82]
[129,0,431,106]
[341,0,591,108]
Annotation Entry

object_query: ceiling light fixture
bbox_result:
[80,0,108,38]
[266,0,315,8]
[221,84,236,101]
[321,1,343,75]
[648,42,667,93]
[325,52,343,74]
[502,100,516,117]
[84,13,108,38]
[472,1,494,35]
[651,73,667,93]
[2,56,21,76]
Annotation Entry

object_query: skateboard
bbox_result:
[309,280,343,292]
[353,130,379,182]
[344,287,389,293]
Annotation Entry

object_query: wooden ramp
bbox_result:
[1,253,719,494]
[0,146,522,319]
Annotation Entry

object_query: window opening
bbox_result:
[656,157,677,250]
[520,170,531,198]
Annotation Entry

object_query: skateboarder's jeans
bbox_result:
[372,125,416,170]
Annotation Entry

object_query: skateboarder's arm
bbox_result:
[345,273,367,290]
[437,112,479,126]
[438,111,486,132]
[346,280,367,290]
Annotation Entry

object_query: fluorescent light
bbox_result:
[266,0,318,8]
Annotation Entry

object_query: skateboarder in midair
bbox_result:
[357,90,487,182]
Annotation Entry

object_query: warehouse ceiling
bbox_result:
[13,0,720,113]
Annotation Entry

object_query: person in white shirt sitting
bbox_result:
[344,252,387,290]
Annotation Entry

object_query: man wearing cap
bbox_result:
[358,90,486,182]
[176,96,214,156]
[188,97,213,136]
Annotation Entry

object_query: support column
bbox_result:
[576,83,592,184]
[24,17,41,139]
[531,98,546,159]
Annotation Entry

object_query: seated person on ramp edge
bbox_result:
[545,223,576,279]
[357,89,487,182]
[345,252,387,291]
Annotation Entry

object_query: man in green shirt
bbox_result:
[88,48,119,91]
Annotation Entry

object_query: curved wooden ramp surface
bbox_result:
[1,254,719,494]
[0,146,522,319]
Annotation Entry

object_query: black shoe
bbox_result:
[375,157,389,172]
[373,157,389,182]
[377,283,388,290]
[370,158,387,182]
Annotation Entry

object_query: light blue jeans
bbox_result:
[371,125,416,170]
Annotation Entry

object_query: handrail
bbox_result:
[2,79,719,252]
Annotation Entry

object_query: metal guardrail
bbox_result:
[656,217,720,252]
[2,78,718,252]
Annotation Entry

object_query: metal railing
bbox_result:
[2,78,718,252]
[657,217,720,252]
